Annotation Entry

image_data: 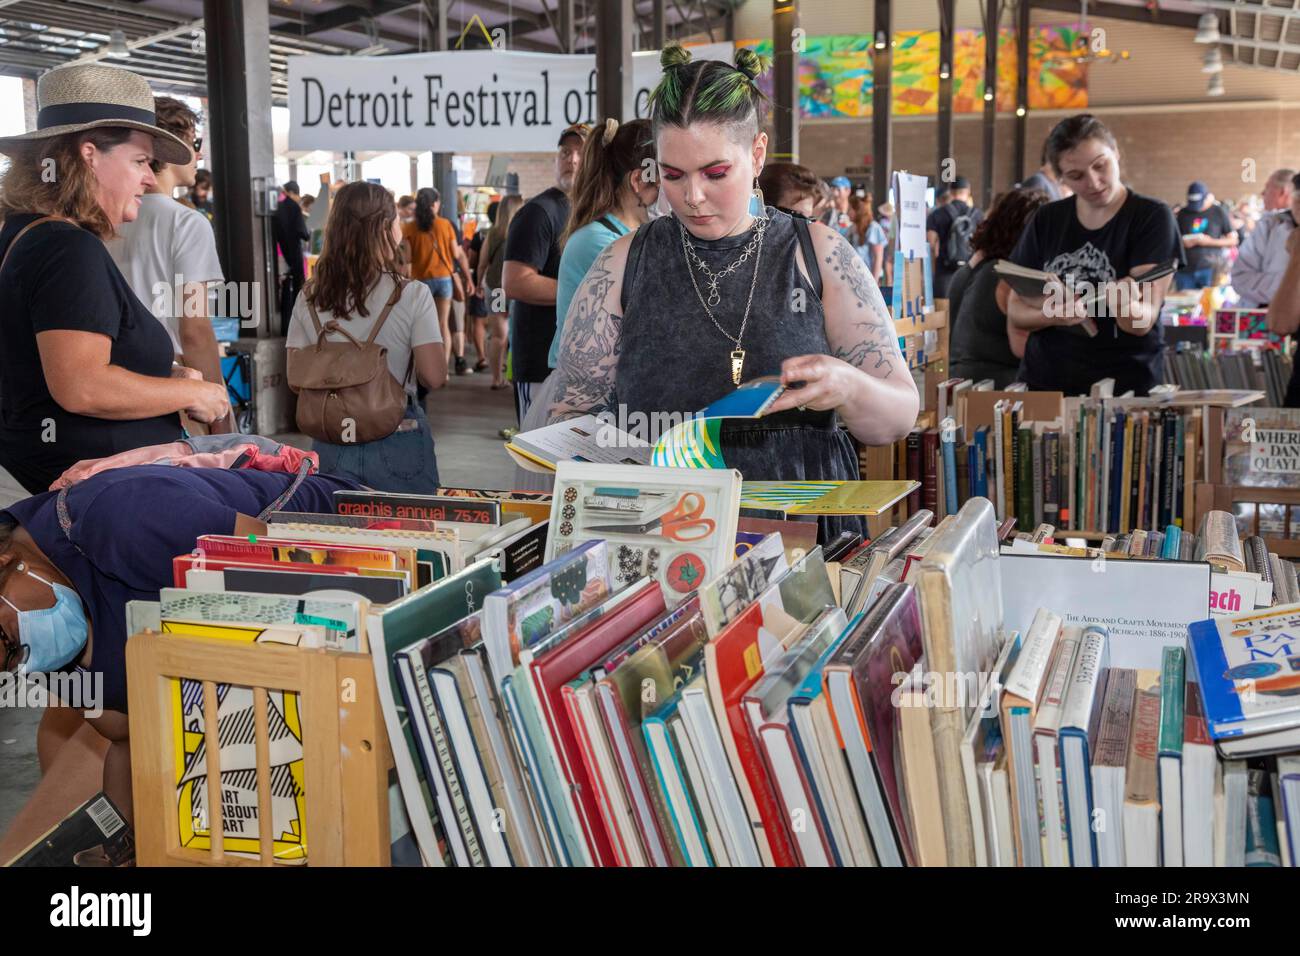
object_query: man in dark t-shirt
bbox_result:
[503,124,588,422]
[927,176,983,299]
[1174,181,1238,290]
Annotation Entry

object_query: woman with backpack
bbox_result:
[286,182,447,491]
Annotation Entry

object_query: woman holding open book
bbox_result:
[1002,114,1184,396]
[548,46,917,540]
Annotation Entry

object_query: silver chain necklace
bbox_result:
[679,215,768,385]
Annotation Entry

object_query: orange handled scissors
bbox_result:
[585,492,716,541]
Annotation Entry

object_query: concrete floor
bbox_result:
[0,366,519,841]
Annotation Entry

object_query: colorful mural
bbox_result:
[740,26,1089,119]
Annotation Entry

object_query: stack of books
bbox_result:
[909,392,1274,535]
[16,470,1300,869]
[1163,344,1293,407]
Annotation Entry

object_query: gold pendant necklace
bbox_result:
[680,217,768,388]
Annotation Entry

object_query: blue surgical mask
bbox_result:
[1,564,89,674]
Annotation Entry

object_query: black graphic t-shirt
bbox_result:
[1175,202,1235,273]
[1007,189,1184,396]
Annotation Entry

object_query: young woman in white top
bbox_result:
[285,182,447,491]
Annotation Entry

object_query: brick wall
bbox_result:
[465,151,558,202]
[796,102,1300,210]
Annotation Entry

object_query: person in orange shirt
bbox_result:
[402,186,476,374]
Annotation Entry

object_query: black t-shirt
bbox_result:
[505,187,569,383]
[1008,190,1185,397]
[1175,202,1234,272]
[0,215,182,494]
[951,259,1020,389]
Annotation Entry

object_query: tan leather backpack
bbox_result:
[287,278,412,444]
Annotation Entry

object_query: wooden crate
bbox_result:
[126,632,391,867]
[1194,482,1300,559]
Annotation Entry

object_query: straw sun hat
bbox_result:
[0,63,191,165]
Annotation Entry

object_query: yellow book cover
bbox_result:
[163,621,315,863]
[737,480,916,516]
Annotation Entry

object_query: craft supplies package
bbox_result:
[546,462,742,606]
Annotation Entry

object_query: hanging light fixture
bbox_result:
[984,89,994,102]
[107,29,129,58]
[1202,47,1223,74]
[1195,12,1221,44]
[1207,73,1225,96]
[874,31,887,50]
[939,62,951,80]
[1016,105,1026,117]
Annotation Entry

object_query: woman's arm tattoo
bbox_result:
[824,235,900,378]
[550,245,621,418]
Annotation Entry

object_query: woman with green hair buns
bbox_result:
[548,46,918,541]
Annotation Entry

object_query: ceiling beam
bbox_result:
[1029,0,1201,29]
[1200,0,1300,23]
[69,18,203,65]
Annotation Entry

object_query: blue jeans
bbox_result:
[1174,267,1213,291]
[422,276,454,300]
[312,401,440,493]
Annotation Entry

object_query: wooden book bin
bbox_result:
[126,632,391,867]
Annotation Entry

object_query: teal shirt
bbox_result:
[550,215,631,368]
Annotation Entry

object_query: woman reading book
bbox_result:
[1001,114,1185,396]
[548,46,917,539]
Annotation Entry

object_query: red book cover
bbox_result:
[527,580,668,867]
[194,534,398,569]
[921,428,940,517]
[170,553,356,589]
[1184,679,1212,747]
[704,598,804,868]
[561,682,633,867]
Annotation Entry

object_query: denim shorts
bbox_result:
[311,401,440,493]
[423,276,454,300]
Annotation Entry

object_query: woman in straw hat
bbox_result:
[0,63,231,495]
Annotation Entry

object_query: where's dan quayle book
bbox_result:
[1188,602,1300,756]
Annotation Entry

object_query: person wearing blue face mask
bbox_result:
[0,464,360,850]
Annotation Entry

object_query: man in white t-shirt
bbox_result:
[109,96,232,432]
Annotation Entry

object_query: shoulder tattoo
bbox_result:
[823,235,899,379]
[553,244,621,414]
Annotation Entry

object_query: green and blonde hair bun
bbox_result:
[649,44,771,140]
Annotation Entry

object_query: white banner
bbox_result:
[288,44,734,153]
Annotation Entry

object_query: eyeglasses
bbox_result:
[0,622,26,675]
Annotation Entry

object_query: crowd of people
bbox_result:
[5,53,1300,511]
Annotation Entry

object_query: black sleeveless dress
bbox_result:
[616,207,866,542]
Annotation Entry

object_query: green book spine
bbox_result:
[1017,425,1034,528]
[1157,645,1186,757]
